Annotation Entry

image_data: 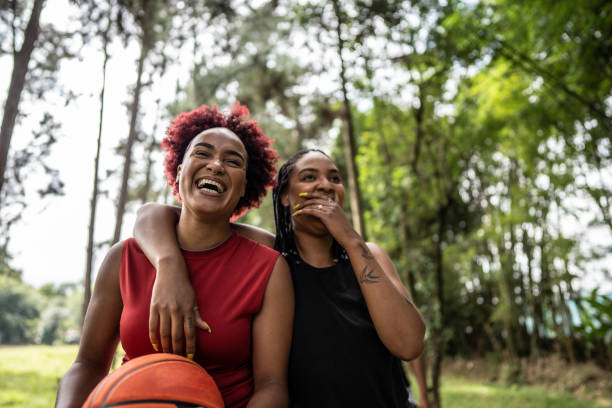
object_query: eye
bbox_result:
[225,159,243,167]
[330,176,342,183]
[194,150,211,158]
[301,174,315,181]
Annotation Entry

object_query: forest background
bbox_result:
[0,0,610,407]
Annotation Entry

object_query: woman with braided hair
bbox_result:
[134,149,427,407]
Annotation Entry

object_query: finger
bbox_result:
[171,310,185,356]
[294,198,331,211]
[159,312,172,353]
[149,310,160,352]
[184,313,196,360]
[194,312,212,333]
[293,202,330,216]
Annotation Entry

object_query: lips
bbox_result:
[196,177,226,194]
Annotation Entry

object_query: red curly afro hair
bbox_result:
[162,102,278,217]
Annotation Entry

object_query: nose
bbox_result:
[315,176,333,193]
[206,158,224,174]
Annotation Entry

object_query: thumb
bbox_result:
[194,313,212,333]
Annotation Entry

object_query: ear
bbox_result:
[281,190,290,207]
[176,165,182,184]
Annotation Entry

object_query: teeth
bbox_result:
[197,178,224,193]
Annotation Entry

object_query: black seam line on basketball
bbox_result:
[103,399,208,407]
[100,358,202,407]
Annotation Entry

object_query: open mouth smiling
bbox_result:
[196,177,226,194]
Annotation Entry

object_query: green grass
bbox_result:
[0,345,78,407]
[1,345,608,407]
[409,375,611,408]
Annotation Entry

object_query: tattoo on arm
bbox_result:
[359,265,380,284]
[404,297,415,308]
[187,316,193,329]
[359,242,374,260]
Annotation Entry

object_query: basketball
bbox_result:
[82,353,224,408]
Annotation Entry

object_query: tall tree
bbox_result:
[81,0,114,323]
[111,0,174,244]
[0,0,44,200]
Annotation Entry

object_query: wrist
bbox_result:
[156,252,186,273]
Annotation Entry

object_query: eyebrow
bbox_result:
[297,167,339,175]
[193,142,246,162]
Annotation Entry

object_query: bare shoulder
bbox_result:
[94,241,124,288]
[231,223,275,248]
[366,241,388,260]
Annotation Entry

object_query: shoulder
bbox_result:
[365,242,388,260]
[231,222,275,248]
[232,232,281,273]
[106,240,126,267]
[94,241,125,289]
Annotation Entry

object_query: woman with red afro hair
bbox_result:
[163,103,278,217]
[56,103,294,408]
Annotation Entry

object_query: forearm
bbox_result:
[409,356,429,404]
[344,237,425,360]
[247,381,289,408]
[55,361,109,408]
[134,203,182,269]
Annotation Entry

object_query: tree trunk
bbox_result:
[139,99,161,204]
[0,0,45,202]
[112,39,147,244]
[522,226,540,357]
[82,7,112,325]
[331,0,366,239]
[431,204,447,408]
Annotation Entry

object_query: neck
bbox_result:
[294,229,335,268]
[177,208,232,251]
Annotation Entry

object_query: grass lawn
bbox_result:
[0,345,78,407]
[410,375,611,408]
[1,345,609,407]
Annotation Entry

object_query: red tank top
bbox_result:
[119,231,279,408]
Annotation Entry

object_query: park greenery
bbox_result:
[0,1,610,407]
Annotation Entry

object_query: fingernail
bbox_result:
[204,322,212,333]
[187,353,194,360]
[292,210,302,216]
[293,203,300,209]
[152,344,158,352]
[299,192,307,197]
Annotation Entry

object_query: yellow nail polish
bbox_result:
[299,192,307,197]
[187,353,194,360]
[152,344,158,352]
[293,203,300,209]
[292,210,302,216]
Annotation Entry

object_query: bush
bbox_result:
[0,275,41,344]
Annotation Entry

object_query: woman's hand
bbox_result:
[292,191,359,246]
[149,256,211,359]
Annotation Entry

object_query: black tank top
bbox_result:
[288,256,415,408]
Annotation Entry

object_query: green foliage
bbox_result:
[0,276,41,344]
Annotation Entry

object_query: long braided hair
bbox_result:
[272,149,349,265]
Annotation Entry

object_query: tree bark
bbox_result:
[0,0,45,203]
[331,0,366,239]
[431,204,447,408]
[82,6,112,325]
[112,39,147,244]
[139,99,161,204]
[522,227,541,357]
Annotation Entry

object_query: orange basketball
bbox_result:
[82,353,224,408]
